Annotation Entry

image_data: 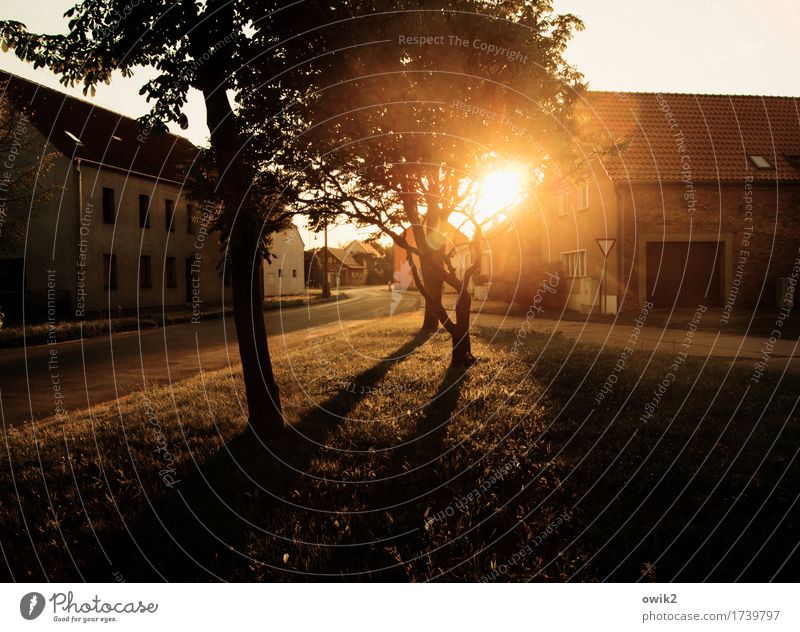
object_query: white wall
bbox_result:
[264,226,305,296]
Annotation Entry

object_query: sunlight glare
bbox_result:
[475,166,528,223]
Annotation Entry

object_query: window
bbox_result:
[748,154,772,169]
[292,269,297,278]
[557,187,571,216]
[139,255,152,289]
[139,194,150,228]
[578,178,589,210]
[165,257,177,288]
[103,254,117,290]
[186,204,195,233]
[562,250,587,278]
[165,199,175,231]
[102,187,115,224]
[278,268,283,278]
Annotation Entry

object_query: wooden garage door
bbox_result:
[646,241,724,308]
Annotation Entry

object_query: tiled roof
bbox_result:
[325,247,362,269]
[346,240,381,258]
[581,91,800,182]
[0,70,198,182]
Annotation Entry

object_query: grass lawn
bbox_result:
[1,313,798,581]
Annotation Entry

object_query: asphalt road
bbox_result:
[0,286,419,427]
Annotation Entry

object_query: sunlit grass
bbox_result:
[1,314,797,581]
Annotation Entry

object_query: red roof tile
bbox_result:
[0,70,198,182]
[580,91,800,182]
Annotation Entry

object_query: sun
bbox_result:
[474,165,528,223]
[450,164,530,237]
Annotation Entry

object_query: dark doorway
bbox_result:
[646,241,724,308]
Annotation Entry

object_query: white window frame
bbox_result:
[561,249,587,278]
[577,178,589,210]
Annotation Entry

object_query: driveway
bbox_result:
[0,286,419,427]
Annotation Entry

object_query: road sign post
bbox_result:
[596,238,617,315]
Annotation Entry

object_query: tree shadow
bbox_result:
[85,328,437,581]
[412,364,470,453]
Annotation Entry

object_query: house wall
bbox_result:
[616,180,800,311]
[541,165,620,313]
[76,163,230,314]
[8,135,78,315]
[264,226,305,295]
[0,107,236,321]
[481,204,547,303]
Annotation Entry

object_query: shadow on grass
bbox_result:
[87,329,441,581]
[413,364,470,452]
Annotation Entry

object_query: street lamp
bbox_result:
[321,220,331,298]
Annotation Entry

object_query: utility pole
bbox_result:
[321,220,331,298]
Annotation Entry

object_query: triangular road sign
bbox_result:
[596,238,616,258]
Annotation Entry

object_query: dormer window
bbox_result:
[748,154,772,169]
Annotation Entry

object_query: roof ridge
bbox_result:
[587,89,800,100]
[0,68,196,147]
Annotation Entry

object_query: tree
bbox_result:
[1,1,296,437]
[366,242,393,285]
[0,80,58,258]
[249,1,585,365]
[0,79,59,322]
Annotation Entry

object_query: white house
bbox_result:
[0,70,232,320]
[263,225,305,296]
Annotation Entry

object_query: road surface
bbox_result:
[0,286,419,427]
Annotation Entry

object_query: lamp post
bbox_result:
[321,220,331,298]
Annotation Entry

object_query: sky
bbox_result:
[2,0,799,246]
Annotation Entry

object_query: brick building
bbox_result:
[540,91,800,313]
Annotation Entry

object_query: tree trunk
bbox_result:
[198,68,284,438]
[450,284,475,366]
[420,259,442,332]
[230,226,285,437]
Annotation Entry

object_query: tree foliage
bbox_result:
[242,0,586,363]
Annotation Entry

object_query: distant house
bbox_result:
[0,70,231,320]
[263,225,305,296]
[317,246,363,287]
[537,91,800,313]
[344,240,381,285]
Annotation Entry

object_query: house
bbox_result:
[344,239,381,285]
[263,225,305,296]
[317,246,363,286]
[539,91,800,314]
[0,70,231,320]
[391,222,471,292]
[478,209,543,302]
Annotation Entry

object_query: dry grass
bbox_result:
[1,314,798,581]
